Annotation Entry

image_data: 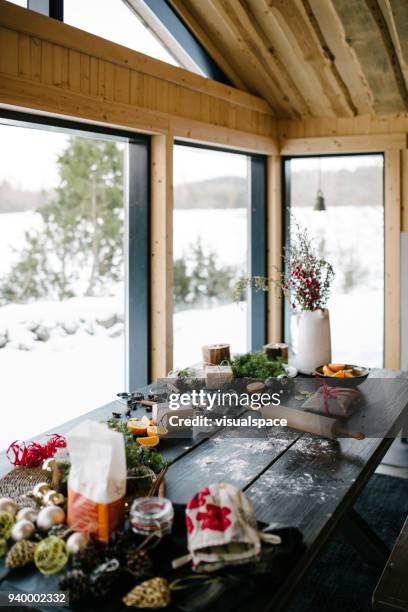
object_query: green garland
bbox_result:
[229,352,285,379]
[106,418,170,473]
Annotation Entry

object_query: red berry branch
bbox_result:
[234,219,334,312]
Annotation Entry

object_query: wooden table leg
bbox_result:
[340,508,390,571]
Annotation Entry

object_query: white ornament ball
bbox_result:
[66,532,90,554]
[11,519,36,541]
[16,507,38,523]
[0,497,17,516]
[36,506,65,531]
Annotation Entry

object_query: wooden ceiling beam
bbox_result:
[206,0,304,118]
[388,0,408,69]
[304,0,374,115]
[247,0,336,118]
[376,0,408,99]
[219,0,311,117]
[168,0,249,92]
[366,0,408,109]
[330,0,407,113]
[266,0,355,117]
[182,0,291,116]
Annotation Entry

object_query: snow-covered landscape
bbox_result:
[0,201,383,450]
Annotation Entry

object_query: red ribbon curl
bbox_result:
[7,434,66,467]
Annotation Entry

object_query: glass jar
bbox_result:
[130,497,174,536]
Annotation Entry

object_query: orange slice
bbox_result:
[127,419,149,436]
[322,365,334,377]
[147,425,168,437]
[328,364,346,372]
[136,435,160,447]
[333,370,346,378]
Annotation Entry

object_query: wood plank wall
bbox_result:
[0,1,277,153]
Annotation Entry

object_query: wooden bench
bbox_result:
[373,515,408,611]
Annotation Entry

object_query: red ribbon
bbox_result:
[7,434,66,467]
[317,379,358,415]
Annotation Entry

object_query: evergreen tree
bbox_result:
[0,137,124,304]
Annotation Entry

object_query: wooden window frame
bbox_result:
[0,109,151,389]
[278,139,403,369]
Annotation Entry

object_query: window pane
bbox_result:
[8,0,27,6]
[0,124,126,450]
[64,0,179,66]
[288,154,384,367]
[173,145,249,368]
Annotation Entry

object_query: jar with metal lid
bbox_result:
[130,497,174,536]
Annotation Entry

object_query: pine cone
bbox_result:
[5,540,36,569]
[106,529,133,562]
[59,570,90,602]
[71,538,103,572]
[89,558,121,599]
[126,548,152,578]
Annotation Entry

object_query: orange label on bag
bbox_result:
[67,488,124,542]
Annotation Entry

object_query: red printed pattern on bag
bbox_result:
[196,503,231,531]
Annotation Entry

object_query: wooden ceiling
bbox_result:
[169,0,408,118]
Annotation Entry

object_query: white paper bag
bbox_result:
[67,420,126,542]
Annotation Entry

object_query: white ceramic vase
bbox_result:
[295,308,331,375]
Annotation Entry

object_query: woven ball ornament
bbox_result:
[0,511,15,539]
[123,577,171,609]
[34,536,69,575]
[0,538,7,557]
[5,540,36,568]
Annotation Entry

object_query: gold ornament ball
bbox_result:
[43,490,65,506]
[36,506,65,531]
[66,532,90,554]
[16,507,38,523]
[33,482,51,498]
[42,458,56,472]
[0,497,17,516]
[11,519,36,542]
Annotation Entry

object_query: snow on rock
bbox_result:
[7,328,36,351]
[61,320,79,335]
[34,325,51,342]
[0,335,7,348]
[108,322,124,338]
[96,313,117,329]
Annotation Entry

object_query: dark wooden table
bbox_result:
[1,369,407,611]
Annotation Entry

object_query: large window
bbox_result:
[64,0,179,66]
[172,145,266,368]
[0,117,149,450]
[285,154,384,367]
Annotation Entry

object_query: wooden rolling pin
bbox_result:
[261,404,364,440]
